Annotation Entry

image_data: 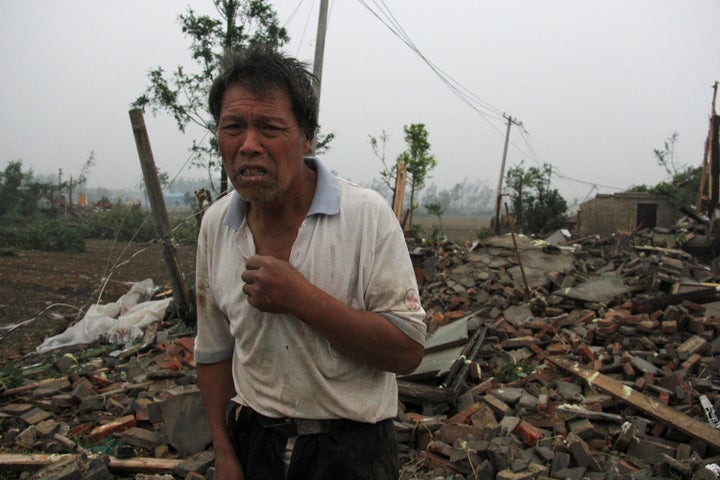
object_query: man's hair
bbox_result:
[209,46,319,141]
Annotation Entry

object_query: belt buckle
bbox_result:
[294,419,327,436]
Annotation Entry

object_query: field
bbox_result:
[0,215,485,363]
[413,214,491,242]
[0,239,197,363]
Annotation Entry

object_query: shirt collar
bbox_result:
[223,157,340,230]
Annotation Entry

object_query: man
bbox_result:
[194,46,426,480]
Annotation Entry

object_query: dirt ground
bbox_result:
[0,216,485,364]
[0,239,196,363]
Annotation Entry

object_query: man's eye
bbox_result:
[260,125,283,135]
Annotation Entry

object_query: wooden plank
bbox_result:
[0,453,183,472]
[398,380,456,405]
[108,456,185,473]
[631,286,720,314]
[547,356,720,450]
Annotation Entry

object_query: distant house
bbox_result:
[577,192,676,236]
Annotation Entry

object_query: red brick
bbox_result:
[623,362,636,380]
[681,353,702,372]
[516,420,543,447]
[447,402,483,425]
[575,311,596,324]
[662,320,678,335]
[546,343,571,355]
[87,414,136,442]
[443,310,468,323]
[576,344,596,363]
[634,377,646,391]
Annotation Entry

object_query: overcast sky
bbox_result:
[1,0,718,205]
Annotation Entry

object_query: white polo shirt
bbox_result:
[194,159,426,423]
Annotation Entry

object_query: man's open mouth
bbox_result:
[239,166,269,177]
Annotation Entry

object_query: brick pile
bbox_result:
[2,232,720,479]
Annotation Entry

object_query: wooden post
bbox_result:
[392,160,407,221]
[698,82,719,214]
[129,108,193,316]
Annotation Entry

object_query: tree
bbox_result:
[424,202,445,240]
[399,123,437,226]
[62,150,95,205]
[506,161,567,234]
[421,178,495,215]
[629,132,702,217]
[369,130,397,194]
[654,131,681,177]
[0,160,58,217]
[133,0,289,194]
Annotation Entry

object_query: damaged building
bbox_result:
[577,192,676,236]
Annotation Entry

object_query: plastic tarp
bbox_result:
[36,279,171,354]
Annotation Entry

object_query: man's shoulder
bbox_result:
[336,178,388,206]
[201,192,234,227]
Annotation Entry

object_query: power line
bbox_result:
[354,0,627,197]
[357,0,505,136]
[516,127,625,191]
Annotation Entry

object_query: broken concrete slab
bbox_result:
[553,273,629,304]
[159,391,211,457]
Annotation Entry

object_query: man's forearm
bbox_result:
[197,359,237,454]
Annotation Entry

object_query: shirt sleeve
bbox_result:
[364,200,427,347]
[194,213,235,364]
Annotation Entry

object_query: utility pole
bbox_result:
[310,0,329,155]
[493,114,522,234]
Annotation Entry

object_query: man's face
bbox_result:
[216,83,311,204]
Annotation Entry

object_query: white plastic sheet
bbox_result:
[36,279,170,353]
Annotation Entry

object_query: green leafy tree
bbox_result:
[0,161,58,217]
[506,161,567,234]
[399,123,437,226]
[424,202,445,240]
[0,161,30,216]
[133,0,289,194]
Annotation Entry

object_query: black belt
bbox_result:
[233,404,367,437]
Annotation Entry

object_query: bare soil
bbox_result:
[0,239,196,363]
[0,216,484,364]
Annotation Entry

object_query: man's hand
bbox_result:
[241,255,309,314]
[214,450,245,480]
[241,255,423,374]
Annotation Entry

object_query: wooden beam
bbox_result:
[398,380,456,405]
[392,160,406,222]
[547,356,720,450]
[631,286,720,314]
[0,453,183,473]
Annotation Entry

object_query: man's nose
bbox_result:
[240,128,263,153]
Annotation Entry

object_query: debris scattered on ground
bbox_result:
[3,230,720,479]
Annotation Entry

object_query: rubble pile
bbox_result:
[396,234,720,479]
[2,233,720,479]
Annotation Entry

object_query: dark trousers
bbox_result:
[226,404,400,480]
